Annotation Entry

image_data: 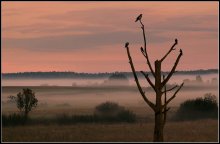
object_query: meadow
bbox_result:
[2,120,218,142]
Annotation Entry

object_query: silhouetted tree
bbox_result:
[124,14,184,142]
[8,88,38,119]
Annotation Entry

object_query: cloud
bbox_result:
[152,14,218,33]
[2,7,149,39]
[2,2,218,73]
[2,7,24,16]
[3,5,217,40]
[3,12,217,53]
[2,3,218,53]
[2,29,171,52]
[40,7,148,23]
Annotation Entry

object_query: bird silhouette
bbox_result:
[125,42,129,48]
[135,14,142,22]
[175,39,178,44]
[180,49,182,54]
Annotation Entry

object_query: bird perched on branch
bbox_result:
[175,39,178,44]
[125,42,129,48]
[135,14,142,22]
[180,49,183,54]
[140,47,144,52]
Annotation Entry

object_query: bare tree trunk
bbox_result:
[153,60,164,142]
[154,111,164,142]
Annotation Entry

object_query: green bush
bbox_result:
[173,93,218,121]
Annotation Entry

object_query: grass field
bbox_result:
[2,119,218,142]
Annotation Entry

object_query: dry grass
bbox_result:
[2,119,218,142]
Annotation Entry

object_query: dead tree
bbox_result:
[124,14,184,142]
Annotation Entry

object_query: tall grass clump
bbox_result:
[2,113,28,126]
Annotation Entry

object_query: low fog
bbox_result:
[2,74,218,86]
[2,74,218,118]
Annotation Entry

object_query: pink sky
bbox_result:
[2,2,219,73]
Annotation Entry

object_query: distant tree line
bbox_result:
[2,69,218,79]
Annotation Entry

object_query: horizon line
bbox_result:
[2,68,218,74]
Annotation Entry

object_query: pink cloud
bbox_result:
[2,2,218,73]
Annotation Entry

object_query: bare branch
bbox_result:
[162,107,170,114]
[138,20,155,77]
[125,45,156,111]
[162,85,178,93]
[155,108,170,116]
[140,47,146,57]
[162,107,170,127]
[139,20,147,53]
[140,71,156,92]
[162,49,183,87]
[163,75,168,127]
[160,39,178,62]
[161,82,184,109]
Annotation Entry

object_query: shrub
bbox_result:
[173,93,218,121]
[95,101,123,117]
[2,113,28,126]
[117,109,136,122]
[94,101,136,122]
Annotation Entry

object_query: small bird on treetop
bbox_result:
[125,42,129,48]
[180,49,183,54]
[135,14,142,22]
[175,39,178,44]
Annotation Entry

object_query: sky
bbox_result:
[1,2,219,73]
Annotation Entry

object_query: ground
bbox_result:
[2,119,218,142]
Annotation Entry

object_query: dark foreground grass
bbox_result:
[2,111,136,126]
[2,119,218,142]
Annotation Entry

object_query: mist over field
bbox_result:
[2,73,218,86]
[2,73,218,116]
[2,73,218,142]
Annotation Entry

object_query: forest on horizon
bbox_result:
[2,69,218,79]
